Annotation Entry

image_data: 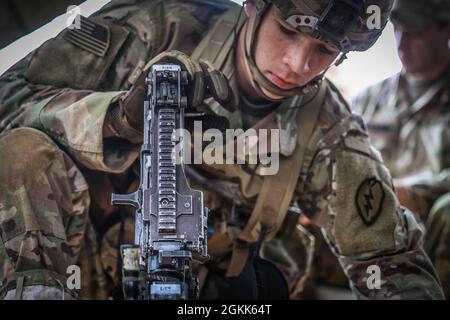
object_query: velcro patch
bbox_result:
[64,15,110,57]
[355,177,386,226]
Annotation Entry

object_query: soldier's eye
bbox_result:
[318,44,337,55]
[278,22,297,37]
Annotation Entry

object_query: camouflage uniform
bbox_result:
[0,0,444,299]
[353,0,450,298]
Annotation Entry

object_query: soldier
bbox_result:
[353,0,450,298]
[0,0,445,300]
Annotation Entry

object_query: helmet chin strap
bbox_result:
[243,0,346,102]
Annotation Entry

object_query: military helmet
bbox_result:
[243,0,394,99]
[269,0,394,53]
[390,0,450,29]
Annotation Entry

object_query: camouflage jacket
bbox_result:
[353,67,450,219]
[0,0,444,299]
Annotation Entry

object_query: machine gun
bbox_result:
[112,64,208,300]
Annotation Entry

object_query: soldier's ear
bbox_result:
[243,0,256,17]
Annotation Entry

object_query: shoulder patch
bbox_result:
[64,15,110,57]
[355,177,385,226]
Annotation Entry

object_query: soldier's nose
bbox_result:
[283,37,314,76]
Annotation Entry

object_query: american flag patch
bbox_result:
[64,15,110,57]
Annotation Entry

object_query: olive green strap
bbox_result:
[227,83,328,277]
[15,276,25,300]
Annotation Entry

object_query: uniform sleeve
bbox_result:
[299,115,445,300]
[0,6,154,173]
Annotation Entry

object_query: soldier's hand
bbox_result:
[395,184,417,213]
[120,50,235,131]
[395,182,431,221]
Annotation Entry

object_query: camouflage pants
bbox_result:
[0,128,104,299]
[424,193,450,299]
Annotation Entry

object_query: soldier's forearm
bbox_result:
[341,249,445,300]
[0,76,135,173]
[338,209,445,300]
